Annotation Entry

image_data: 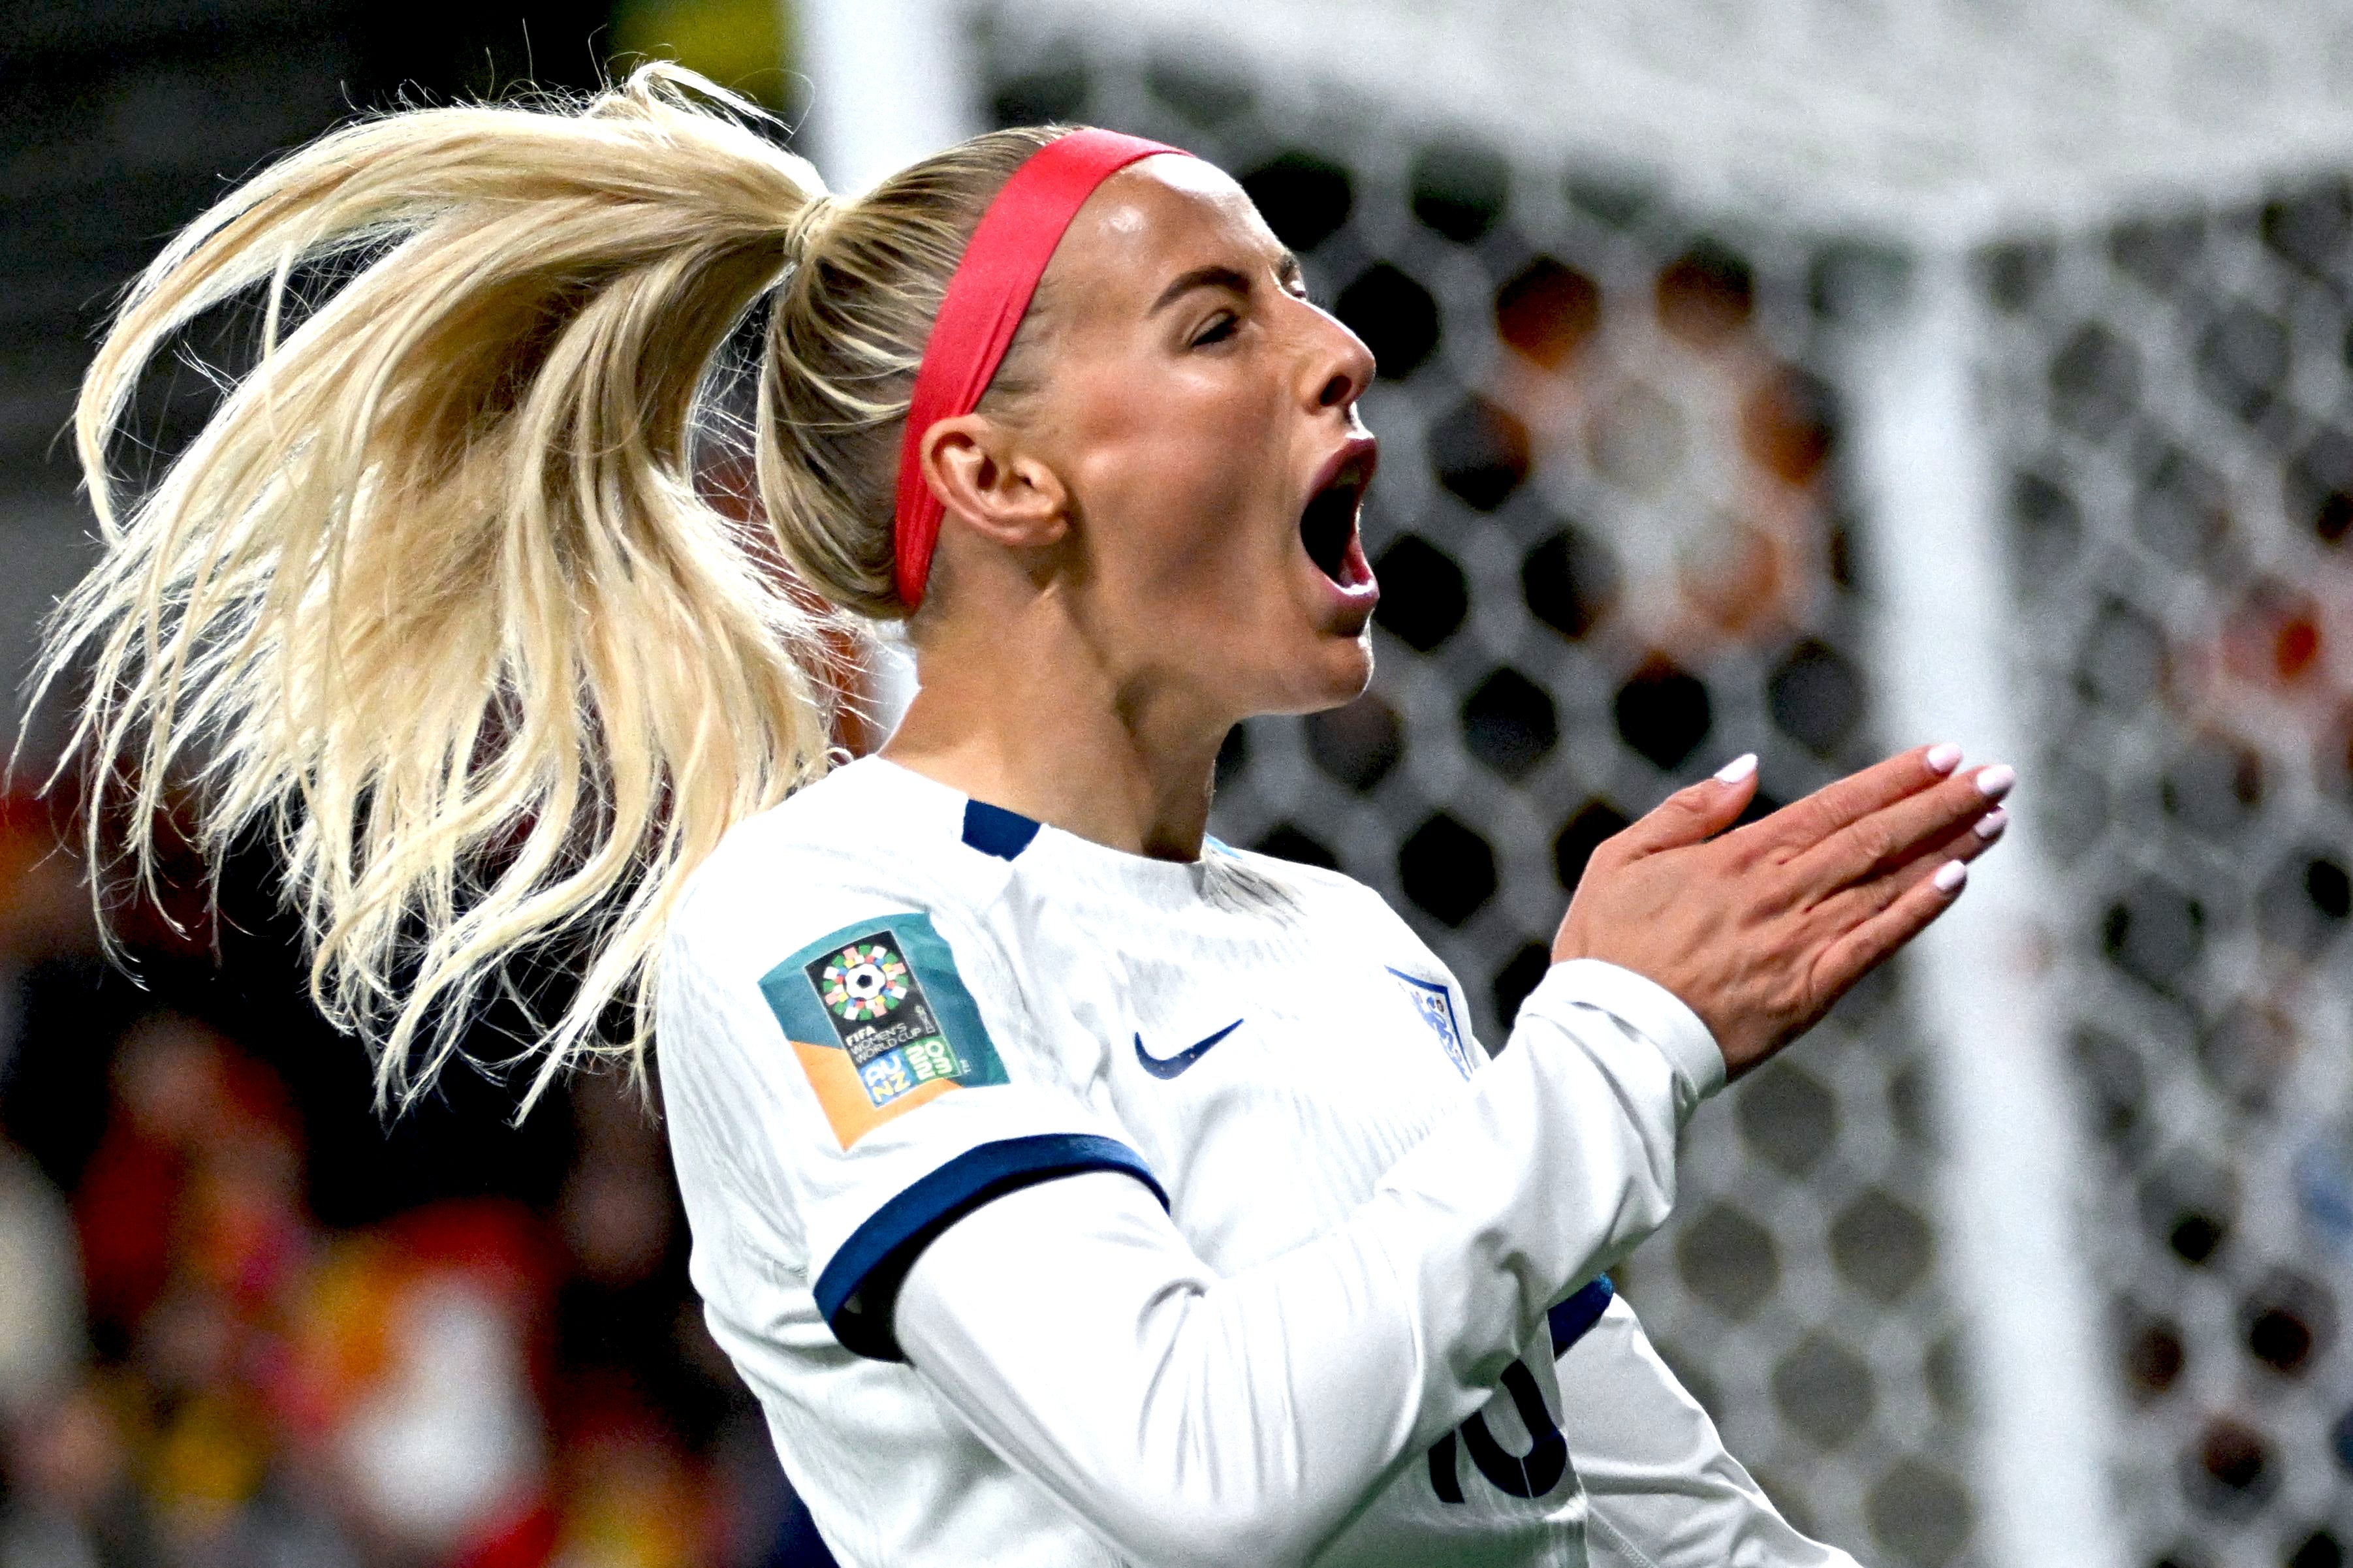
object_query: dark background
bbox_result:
[1,5,837,1565]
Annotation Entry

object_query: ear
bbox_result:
[917,413,1069,552]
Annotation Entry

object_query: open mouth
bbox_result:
[1300,437,1378,589]
[1301,479,1362,581]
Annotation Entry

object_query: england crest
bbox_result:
[1389,968,1476,1079]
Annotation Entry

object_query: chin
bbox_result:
[1267,629,1374,716]
[1328,631,1375,700]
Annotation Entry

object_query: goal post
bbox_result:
[793,1,2353,1559]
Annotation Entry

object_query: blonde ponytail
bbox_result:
[31,64,1060,1115]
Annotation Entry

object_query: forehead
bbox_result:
[1043,155,1276,301]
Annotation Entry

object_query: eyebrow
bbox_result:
[1148,249,1305,315]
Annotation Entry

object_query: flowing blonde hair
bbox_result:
[31,64,1064,1114]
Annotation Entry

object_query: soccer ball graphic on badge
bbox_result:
[820,941,910,1021]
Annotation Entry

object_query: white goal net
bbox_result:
[813,3,2353,1561]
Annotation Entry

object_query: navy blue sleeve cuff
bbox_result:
[813,1133,1170,1362]
[1548,1276,1615,1357]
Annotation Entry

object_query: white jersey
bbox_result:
[655,755,1855,1568]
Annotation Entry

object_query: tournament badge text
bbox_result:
[808,933,970,1108]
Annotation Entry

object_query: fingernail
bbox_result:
[1975,763,2016,801]
[1974,807,2008,841]
[1925,743,1963,775]
[1713,753,1758,784]
[1934,860,1968,893]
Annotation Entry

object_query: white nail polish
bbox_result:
[1974,808,2008,840]
[1925,743,1962,775]
[1934,860,1968,893]
[1976,763,2016,800]
[1713,753,1758,784]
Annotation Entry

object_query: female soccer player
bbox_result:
[42,66,2012,1568]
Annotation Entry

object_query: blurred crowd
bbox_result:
[0,796,835,1568]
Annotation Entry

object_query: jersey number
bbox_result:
[1426,1356,1566,1503]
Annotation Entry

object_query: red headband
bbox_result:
[891,128,1188,608]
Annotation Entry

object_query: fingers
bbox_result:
[1816,800,2004,932]
[1799,761,2015,889]
[1614,753,1760,858]
[1810,843,1974,996]
[1812,788,2011,988]
[1759,744,1964,856]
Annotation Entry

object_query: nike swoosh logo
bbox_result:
[1133,1019,1244,1079]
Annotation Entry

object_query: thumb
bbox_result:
[1619,753,1758,856]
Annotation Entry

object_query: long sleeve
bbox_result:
[1560,1296,1865,1568]
[894,959,1725,1568]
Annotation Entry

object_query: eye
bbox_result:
[1190,311,1240,348]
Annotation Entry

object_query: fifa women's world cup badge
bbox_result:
[760,913,1011,1149]
[807,935,964,1101]
[819,942,911,1022]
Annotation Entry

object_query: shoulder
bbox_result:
[1208,839,1359,895]
[1212,839,1470,1003]
[1207,839,1417,933]
[667,757,1016,988]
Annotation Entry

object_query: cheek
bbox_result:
[1094,394,1284,590]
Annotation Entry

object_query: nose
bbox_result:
[1299,304,1374,415]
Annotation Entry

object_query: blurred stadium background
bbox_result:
[7,2,2353,1565]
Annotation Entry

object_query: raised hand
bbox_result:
[1549,745,2011,1080]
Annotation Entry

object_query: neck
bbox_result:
[880,591,1230,862]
